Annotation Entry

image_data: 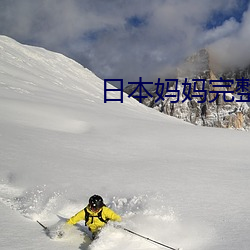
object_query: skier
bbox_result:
[66,194,121,239]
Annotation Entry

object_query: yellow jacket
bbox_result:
[67,206,121,233]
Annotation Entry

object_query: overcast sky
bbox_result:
[0,0,249,85]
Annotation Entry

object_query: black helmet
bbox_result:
[89,195,104,210]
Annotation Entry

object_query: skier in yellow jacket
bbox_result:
[67,195,121,238]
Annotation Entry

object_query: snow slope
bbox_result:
[0,35,250,250]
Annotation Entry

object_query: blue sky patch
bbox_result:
[206,0,249,29]
[126,15,148,28]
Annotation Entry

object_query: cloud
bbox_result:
[0,0,249,84]
[201,18,240,45]
[208,3,250,69]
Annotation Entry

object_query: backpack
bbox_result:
[84,206,109,226]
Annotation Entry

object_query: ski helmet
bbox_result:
[89,195,104,210]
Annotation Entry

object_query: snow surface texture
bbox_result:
[0,35,249,250]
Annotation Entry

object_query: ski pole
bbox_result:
[37,220,48,231]
[122,227,180,250]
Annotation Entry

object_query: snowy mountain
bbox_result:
[125,49,250,130]
[0,36,250,250]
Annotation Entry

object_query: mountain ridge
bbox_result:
[125,48,250,130]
